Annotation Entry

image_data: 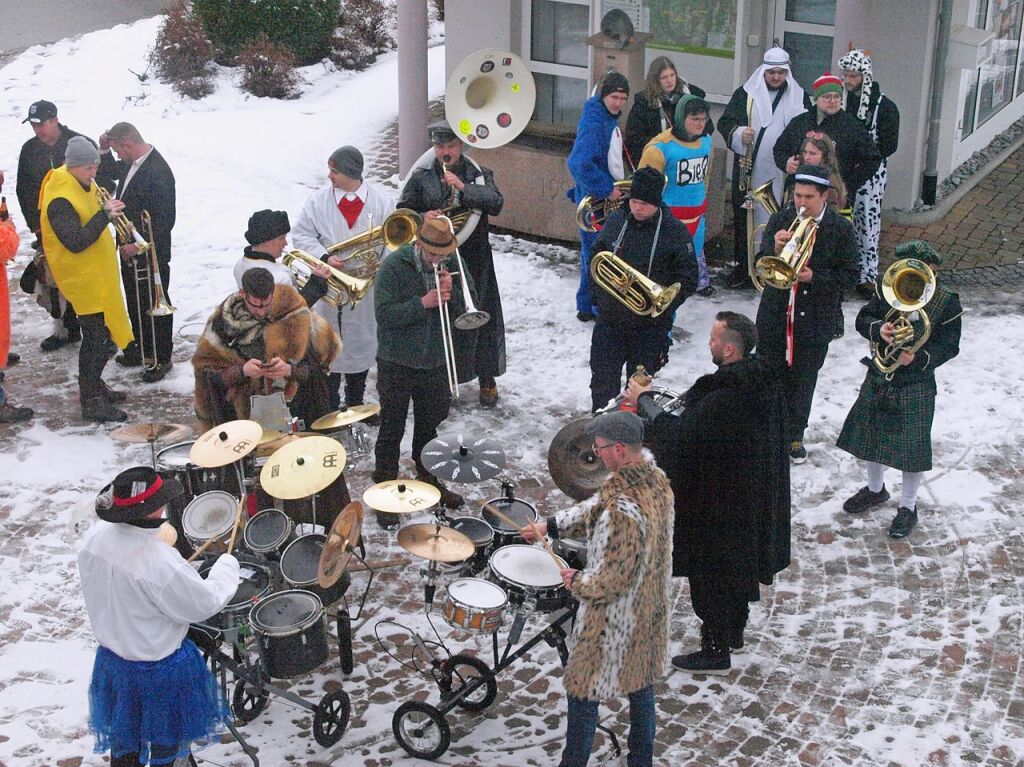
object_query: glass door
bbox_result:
[773,0,837,92]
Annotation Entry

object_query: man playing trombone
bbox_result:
[292,145,394,412]
[372,218,477,515]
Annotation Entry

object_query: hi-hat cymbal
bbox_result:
[111,422,193,444]
[422,434,506,483]
[190,420,263,468]
[397,523,474,563]
[260,435,346,499]
[362,479,441,515]
[318,501,364,588]
[311,404,381,431]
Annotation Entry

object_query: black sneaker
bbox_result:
[724,264,752,290]
[888,506,918,538]
[698,285,717,298]
[81,398,128,423]
[843,485,890,514]
[0,401,34,423]
[671,644,730,675]
[789,440,807,463]
[40,330,80,352]
[6,352,20,365]
[576,311,595,323]
[141,361,172,383]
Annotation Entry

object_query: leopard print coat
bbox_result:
[554,458,674,700]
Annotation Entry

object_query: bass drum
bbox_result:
[249,589,328,679]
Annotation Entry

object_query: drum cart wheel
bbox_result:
[392,701,451,760]
[438,654,497,712]
[312,689,351,747]
[231,678,269,722]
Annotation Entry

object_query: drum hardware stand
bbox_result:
[422,558,441,613]
[331,538,373,675]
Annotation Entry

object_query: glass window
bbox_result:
[533,72,589,125]
[785,0,836,26]
[784,31,835,92]
[976,0,1023,125]
[648,0,737,57]
[961,69,979,137]
[531,0,589,67]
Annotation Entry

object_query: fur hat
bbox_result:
[630,167,665,207]
[65,136,100,167]
[586,411,644,446]
[812,72,844,99]
[95,466,183,525]
[417,217,456,257]
[245,209,290,245]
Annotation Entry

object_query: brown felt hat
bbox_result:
[417,218,457,256]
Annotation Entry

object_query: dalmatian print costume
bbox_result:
[838,50,900,284]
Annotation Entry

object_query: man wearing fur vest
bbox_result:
[192,267,339,431]
[525,411,673,767]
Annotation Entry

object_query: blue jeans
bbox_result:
[559,685,656,767]
[576,229,599,315]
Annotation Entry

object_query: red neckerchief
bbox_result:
[337,195,364,228]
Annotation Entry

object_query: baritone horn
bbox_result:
[324,208,422,279]
[576,179,632,233]
[282,249,372,307]
[745,179,782,292]
[754,206,817,290]
[590,251,680,318]
[871,257,936,380]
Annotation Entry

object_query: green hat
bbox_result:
[673,94,708,132]
[895,240,943,266]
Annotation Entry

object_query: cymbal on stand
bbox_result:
[311,404,381,431]
[318,501,364,588]
[362,479,441,515]
[422,434,506,483]
[110,422,193,444]
[397,523,474,563]
[190,420,263,468]
[259,435,346,499]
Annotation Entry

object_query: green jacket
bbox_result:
[374,243,478,371]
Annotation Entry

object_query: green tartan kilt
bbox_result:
[837,371,937,472]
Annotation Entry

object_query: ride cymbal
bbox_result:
[318,501,364,588]
[421,434,505,483]
[362,479,441,515]
[397,523,474,563]
[110,422,193,444]
[311,404,381,431]
[260,435,346,499]
[190,420,263,468]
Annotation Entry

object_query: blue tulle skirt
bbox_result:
[88,639,228,765]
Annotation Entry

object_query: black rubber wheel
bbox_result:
[392,701,450,761]
[313,689,351,747]
[440,654,497,712]
[231,679,269,723]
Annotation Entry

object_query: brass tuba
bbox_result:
[754,206,817,290]
[282,249,372,307]
[589,250,680,318]
[745,179,782,292]
[576,179,632,233]
[324,208,422,279]
[871,257,936,379]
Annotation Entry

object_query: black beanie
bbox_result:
[600,72,630,98]
[244,209,290,245]
[630,167,664,207]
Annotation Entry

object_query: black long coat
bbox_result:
[773,109,881,193]
[15,124,91,233]
[642,356,790,587]
[97,147,176,263]
[398,156,506,380]
[623,83,712,167]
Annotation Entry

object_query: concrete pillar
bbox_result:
[398,0,430,177]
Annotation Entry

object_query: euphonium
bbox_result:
[282,249,372,307]
[576,179,632,233]
[324,208,421,280]
[754,206,817,290]
[745,179,782,292]
[871,257,936,379]
[589,251,680,318]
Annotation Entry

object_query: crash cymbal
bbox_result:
[422,434,506,483]
[318,501,364,588]
[311,404,381,431]
[190,420,263,468]
[362,479,441,515]
[110,422,193,444]
[397,523,475,563]
[260,435,346,499]
[547,417,607,501]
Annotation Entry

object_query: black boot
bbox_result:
[843,484,890,514]
[416,470,464,509]
[81,397,128,423]
[672,625,731,675]
[888,506,918,538]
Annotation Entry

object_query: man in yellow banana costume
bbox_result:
[40,136,134,422]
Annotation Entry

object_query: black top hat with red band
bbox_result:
[95,466,183,525]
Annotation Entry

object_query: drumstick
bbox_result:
[186,535,221,563]
[482,502,563,569]
[226,496,245,555]
[187,498,244,563]
[345,556,410,573]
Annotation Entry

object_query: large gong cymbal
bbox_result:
[547,417,608,501]
[422,434,505,483]
[311,404,381,431]
[260,435,346,499]
[318,501,364,588]
[190,420,263,468]
[397,523,475,563]
[362,479,441,515]
[111,422,193,444]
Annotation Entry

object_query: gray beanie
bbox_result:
[586,411,644,446]
[65,136,100,167]
[328,146,363,181]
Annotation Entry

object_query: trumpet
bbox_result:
[576,179,632,233]
[589,251,680,318]
[754,206,817,290]
[871,258,936,380]
[282,249,372,307]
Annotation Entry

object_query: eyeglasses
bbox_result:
[591,442,618,453]
[817,93,842,102]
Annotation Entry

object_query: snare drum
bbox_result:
[190,557,272,643]
[243,508,294,557]
[442,578,507,634]
[439,516,494,576]
[181,491,238,552]
[249,589,328,679]
[488,545,568,612]
[481,498,539,549]
[280,533,350,607]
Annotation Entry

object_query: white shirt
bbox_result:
[120,146,155,197]
[234,254,294,289]
[78,521,239,661]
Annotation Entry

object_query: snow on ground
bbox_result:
[2,17,1024,767]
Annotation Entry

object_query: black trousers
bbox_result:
[122,258,173,364]
[373,359,451,479]
[78,312,114,401]
[777,340,830,443]
[327,370,370,411]
[731,202,748,268]
[689,569,756,642]
[589,319,670,413]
